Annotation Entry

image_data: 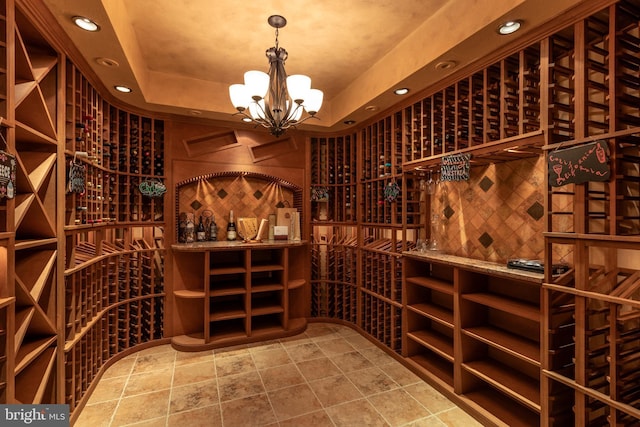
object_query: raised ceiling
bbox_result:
[40,0,585,132]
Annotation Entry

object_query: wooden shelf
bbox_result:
[463,326,540,365]
[407,329,454,361]
[406,276,454,295]
[407,302,453,327]
[174,290,204,299]
[463,359,541,410]
[463,292,540,322]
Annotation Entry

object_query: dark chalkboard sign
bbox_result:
[441,153,471,181]
[548,140,610,187]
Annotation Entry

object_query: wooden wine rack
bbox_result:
[63,226,164,412]
[60,69,167,421]
[309,1,640,425]
[64,62,165,227]
[309,134,357,223]
[310,226,358,323]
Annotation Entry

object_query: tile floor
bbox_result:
[75,323,484,427]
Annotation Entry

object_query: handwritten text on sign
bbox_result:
[548,140,610,187]
[139,179,167,197]
[441,153,471,181]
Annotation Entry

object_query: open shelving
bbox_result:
[403,252,543,427]
[171,241,308,350]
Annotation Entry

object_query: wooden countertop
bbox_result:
[172,239,308,251]
[402,250,544,283]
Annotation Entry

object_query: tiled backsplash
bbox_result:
[178,174,296,236]
[430,156,545,263]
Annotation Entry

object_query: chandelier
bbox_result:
[229,15,323,137]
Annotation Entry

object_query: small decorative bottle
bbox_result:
[196,216,206,241]
[184,213,195,243]
[226,210,237,241]
[209,214,218,241]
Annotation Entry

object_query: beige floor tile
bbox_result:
[168,404,222,427]
[279,333,312,348]
[379,361,423,386]
[123,416,168,426]
[213,344,249,358]
[174,349,214,366]
[87,375,127,403]
[247,339,283,352]
[215,352,256,377]
[318,337,356,356]
[74,323,484,426]
[368,388,431,425]
[267,383,323,421]
[359,346,396,366]
[251,347,291,370]
[220,393,276,427]
[172,360,217,387]
[135,344,175,356]
[217,370,265,402]
[285,341,324,362]
[169,379,219,414]
[325,398,390,426]
[345,367,398,396]
[345,333,377,349]
[404,382,456,414]
[277,409,334,427]
[131,351,176,374]
[259,363,306,391]
[436,407,484,427]
[331,350,374,373]
[304,323,338,340]
[296,356,342,381]
[111,389,171,426]
[308,374,363,408]
[404,416,448,427]
[102,357,136,379]
[75,400,118,427]
[124,367,173,397]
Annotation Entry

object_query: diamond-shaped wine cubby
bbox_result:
[11,8,60,406]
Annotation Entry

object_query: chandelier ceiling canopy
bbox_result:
[229,15,323,137]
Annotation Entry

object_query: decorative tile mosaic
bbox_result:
[431,156,545,263]
[179,175,295,236]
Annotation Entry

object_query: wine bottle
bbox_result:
[227,210,237,241]
[196,216,206,241]
[209,214,218,241]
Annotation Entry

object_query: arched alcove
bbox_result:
[176,171,303,239]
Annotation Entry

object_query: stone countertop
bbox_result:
[402,250,544,283]
[172,239,308,251]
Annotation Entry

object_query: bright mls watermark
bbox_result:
[1,405,69,426]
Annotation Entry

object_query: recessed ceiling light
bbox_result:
[394,88,409,96]
[114,85,132,93]
[498,20,522,35]
[344,120,356,125]
[96,57,119,68]
[435,60,457,70]
[72,16,100,32]
[189,110,202,116]
[365,105,379,112]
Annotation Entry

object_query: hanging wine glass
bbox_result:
[426,170,434,194]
